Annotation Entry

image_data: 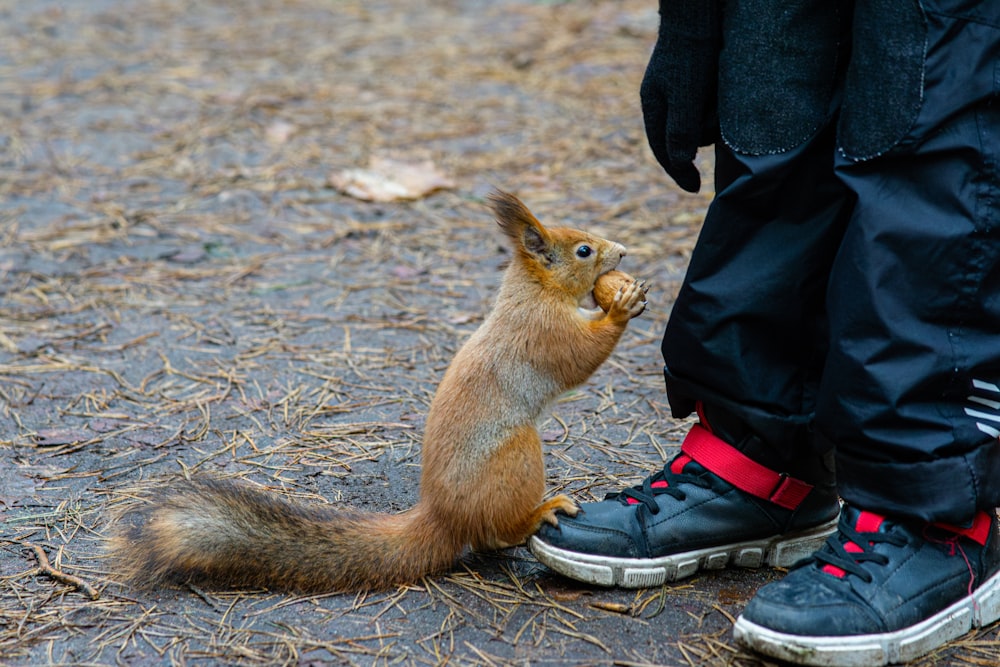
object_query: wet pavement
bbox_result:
[1,1,996,665]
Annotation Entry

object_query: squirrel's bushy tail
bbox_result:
[110,478,461,592]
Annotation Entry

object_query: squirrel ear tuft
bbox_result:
[488,189,551,260]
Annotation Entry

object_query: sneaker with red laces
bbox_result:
[734,505,1000,666]
[530,414,841,587]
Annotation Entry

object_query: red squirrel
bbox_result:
[110,190,648,592]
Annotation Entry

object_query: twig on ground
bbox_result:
[23,543,100,600]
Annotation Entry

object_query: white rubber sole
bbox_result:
[528,517,839,588]
[732,568,1000,667]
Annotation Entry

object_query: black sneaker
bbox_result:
[734,505,1000,666]
[529,422,840,588]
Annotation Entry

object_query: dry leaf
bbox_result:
[391,265,425,279]
[541,429,564,442]
[549,590,587,602]
[590,601,632,614]
[34,428,88,447]
[162,246,207,264]
[265,120,296,144]
[0,472,37,508]
[329,156,455,202]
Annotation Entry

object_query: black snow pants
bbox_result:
[661,0,1000,525]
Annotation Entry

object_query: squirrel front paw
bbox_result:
[608,279,648,321]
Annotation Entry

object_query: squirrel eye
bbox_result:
[576,245,592,258]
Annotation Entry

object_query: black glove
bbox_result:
[640,0,720,193]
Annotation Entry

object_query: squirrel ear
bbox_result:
[488,189,552,260]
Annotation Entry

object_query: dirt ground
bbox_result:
[1,1,998,666]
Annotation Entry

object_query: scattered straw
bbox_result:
[1,0,995,665]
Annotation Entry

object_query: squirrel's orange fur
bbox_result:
[109,190,648,593]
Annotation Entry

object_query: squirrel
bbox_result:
[109,190,648,593]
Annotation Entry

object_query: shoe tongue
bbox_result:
[669,453,694,475]
[618,457,709,506]
[621,460,692,506]
[852,508,886,534]
[838,504,885,533]
[821,507,887,578]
